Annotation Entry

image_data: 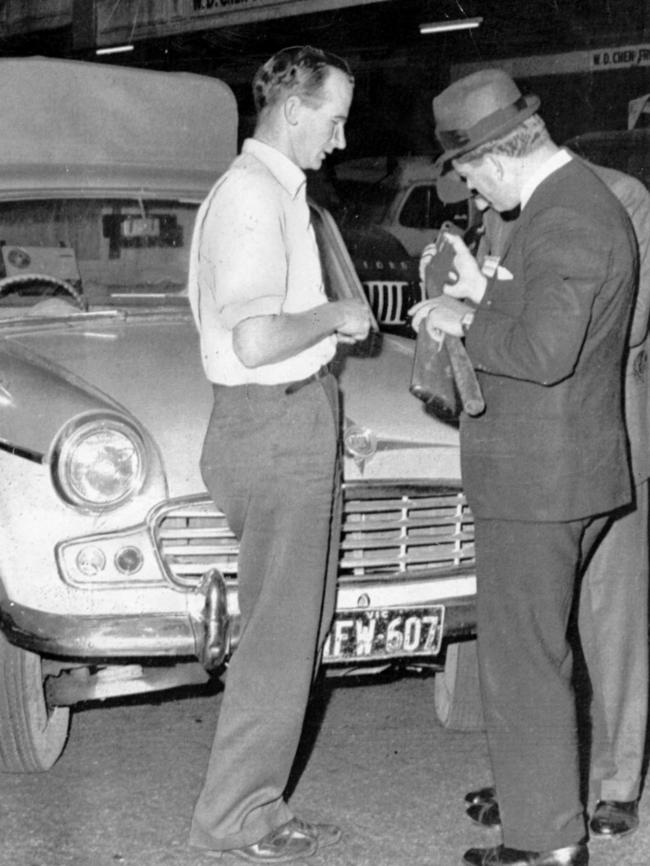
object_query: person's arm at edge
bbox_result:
[623,192,650,348]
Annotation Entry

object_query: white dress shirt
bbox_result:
[188,138,336,385]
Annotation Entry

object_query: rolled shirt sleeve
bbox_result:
[200,172,286,330]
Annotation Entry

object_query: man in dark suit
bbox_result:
[412,69,638,866]
[433,160,650,844]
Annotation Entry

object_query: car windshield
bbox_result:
[0,195,375,326]
[0,196,198,311]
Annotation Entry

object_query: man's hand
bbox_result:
[419,237,459,295]
[333,299,373,343]
[410,295,474,338]
[440,233,487,305]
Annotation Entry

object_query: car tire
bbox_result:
[433,639,485,731]
[0,632,70,772]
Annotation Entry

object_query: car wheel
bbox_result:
[0,632,70,772]
[433,639,485,731]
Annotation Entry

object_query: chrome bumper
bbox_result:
[0,568,232,669]
[0,569,476,665]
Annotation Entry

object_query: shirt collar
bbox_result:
[520,148,572,209]
[242,138,306,199]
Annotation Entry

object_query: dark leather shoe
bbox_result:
[589,799,638,838]
[465,785,497,806]
[467,799,502,828]
[462,844,588,866]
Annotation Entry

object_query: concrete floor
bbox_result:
[0,672,647,866]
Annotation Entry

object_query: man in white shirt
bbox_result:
[187,46,371,864]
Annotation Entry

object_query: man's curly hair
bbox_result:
[253,45,353,114]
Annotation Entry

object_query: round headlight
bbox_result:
[54,419,147,509]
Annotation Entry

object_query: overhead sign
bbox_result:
[96,0,392,45]
[0,0,70,35]
[452,43,650,81]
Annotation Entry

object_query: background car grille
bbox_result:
[362,281,424,327]
[152,481,474,589]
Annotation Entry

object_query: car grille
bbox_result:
[152,481,474,589]
[363,281,424,326]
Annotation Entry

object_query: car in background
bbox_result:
[317,156,478,332]
[565,127,650,187]
[335,222,421,335]
[307,163,422,335]
[0,58,479,773]
[335,156,474,257]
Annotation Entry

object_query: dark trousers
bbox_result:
[579,480,649,804]
[189,374,340,851]
[474,515,609,852]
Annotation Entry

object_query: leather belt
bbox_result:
[284,364,331,395]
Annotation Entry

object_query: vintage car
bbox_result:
[334,222,420,335]
[306,166,421,335]
[565,127,650,188]
[335,155,475,257]
[323,156,479,331]
[0,58,479,774]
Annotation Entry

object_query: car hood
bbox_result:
[1,311,460,496]
[339,223,418,277]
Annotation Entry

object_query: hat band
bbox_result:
[438,95,530,152]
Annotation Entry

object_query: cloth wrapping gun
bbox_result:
[409,226,485,417]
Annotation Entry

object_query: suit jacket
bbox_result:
[463,156,638,521]
[592,164,650,485]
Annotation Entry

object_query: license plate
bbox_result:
[322,606,444,661]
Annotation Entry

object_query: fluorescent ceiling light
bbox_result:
[419,17,483,34]
[96,44,135,55]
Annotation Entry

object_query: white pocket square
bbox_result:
[496,265,514,280]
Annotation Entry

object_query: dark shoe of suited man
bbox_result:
[462,787,586,866]
[462,844,587,866]
[464,785,638,841]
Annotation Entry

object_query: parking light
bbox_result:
[115,546,144,575]
[76,546,106,578]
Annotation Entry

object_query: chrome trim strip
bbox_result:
[0,604,199,658]
[0,438,44,463]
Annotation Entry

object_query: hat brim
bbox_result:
[437,92,540,164]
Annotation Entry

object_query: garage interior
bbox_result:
[1,0,648,158]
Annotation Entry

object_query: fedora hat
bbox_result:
[433,68,540,162]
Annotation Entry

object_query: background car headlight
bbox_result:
[52,418,147,509]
